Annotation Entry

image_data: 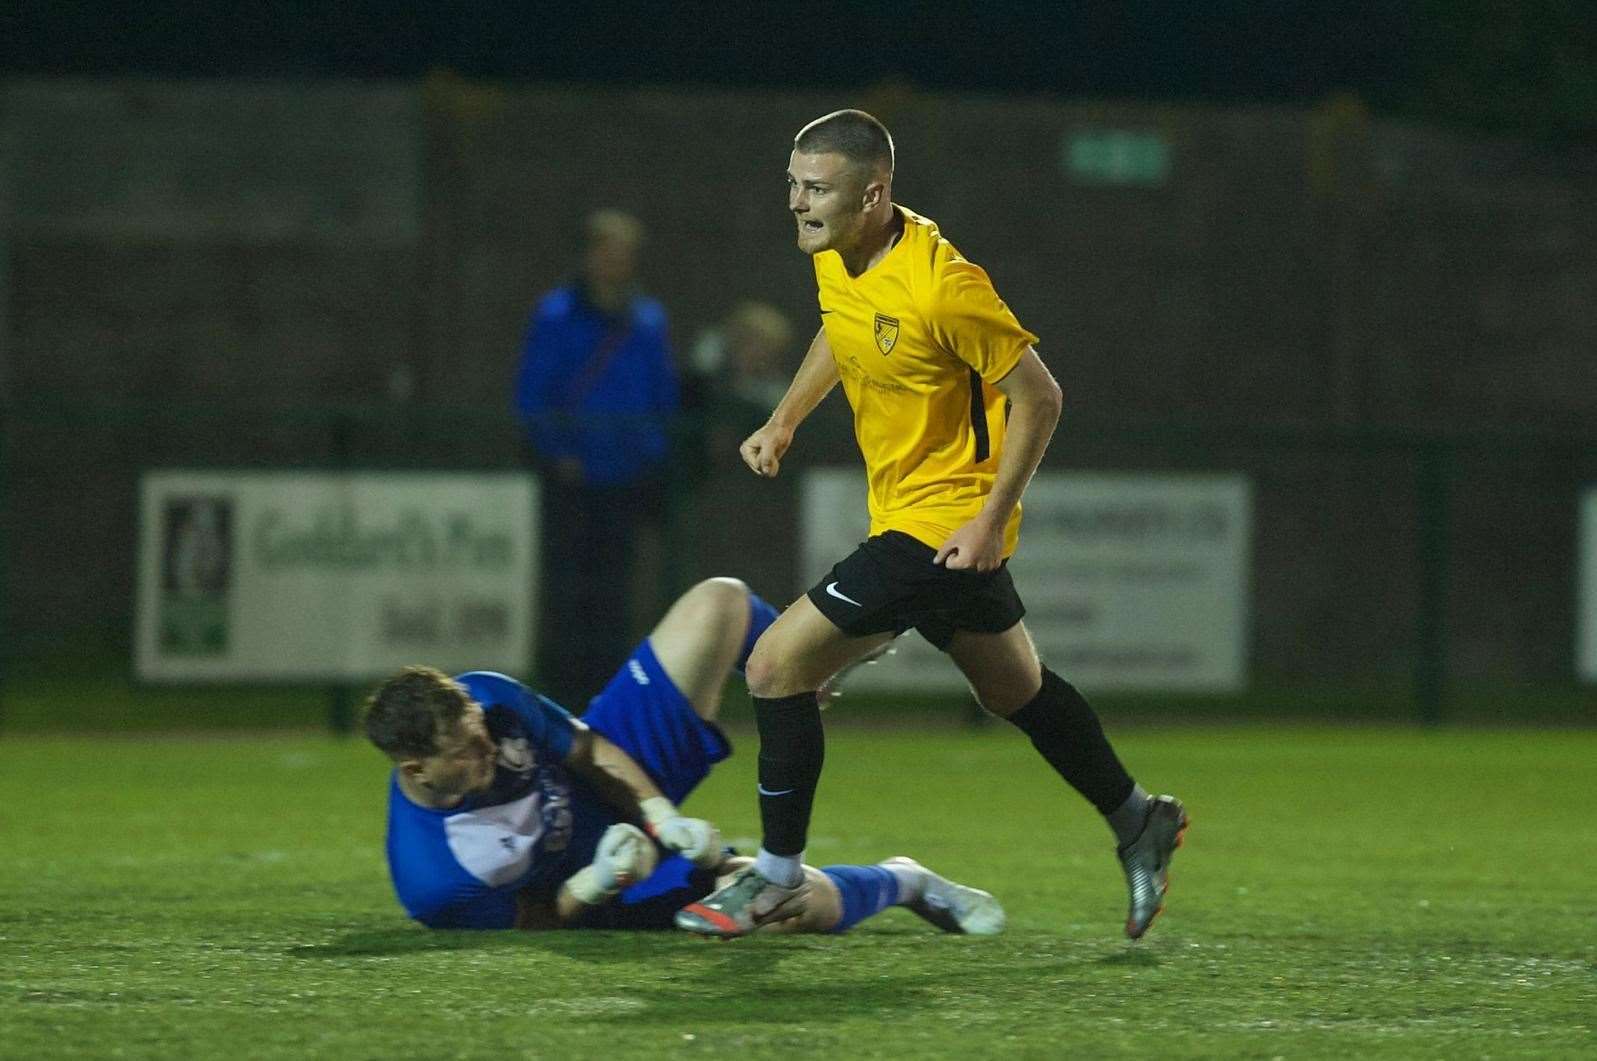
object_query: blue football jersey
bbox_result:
[383,671,616,929]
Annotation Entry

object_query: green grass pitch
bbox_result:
[3,723,1593,1058]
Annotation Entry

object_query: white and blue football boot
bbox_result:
[882,856,1006,935]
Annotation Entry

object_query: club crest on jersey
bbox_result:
[873,313,900,355]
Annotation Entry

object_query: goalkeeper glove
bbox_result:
[639,796,723,868]
[565,823,658,906]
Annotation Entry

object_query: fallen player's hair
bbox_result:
[363,666,471,759]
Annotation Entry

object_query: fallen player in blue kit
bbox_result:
[363,577,1003,936]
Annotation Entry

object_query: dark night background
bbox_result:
[5,2,1594,137]
[2,0,1595,711]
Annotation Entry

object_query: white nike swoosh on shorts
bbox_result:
[757,784,796,796]
[824,581,864,607]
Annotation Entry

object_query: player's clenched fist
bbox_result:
[652,816,722,867]
[593,823,658,890]
[639,796,723,867]
[739,422,793,478]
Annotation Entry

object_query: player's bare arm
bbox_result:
[565,729,724,866]
[934,348,1063,571]
[564,727,666,812]
[739,326,840,478]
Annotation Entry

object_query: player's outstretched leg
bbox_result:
[879,857,1005,935]
[1009,668,1189,939]
[947,623,1188,939]
[677,857,1004,936]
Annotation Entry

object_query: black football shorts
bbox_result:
[805,530,1026,651]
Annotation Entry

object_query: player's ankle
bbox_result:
[1105,783,1152,847]
[880,859,927,903]
[755,849,805,888]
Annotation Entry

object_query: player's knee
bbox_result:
[700,577,754,642]
[743,635,788,697]
[706,576,752,604]
[677,576,749,632]
[687,576,749,614]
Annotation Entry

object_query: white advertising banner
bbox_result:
[801,470,1251,694]
[1580,488,1597,683]
[136,471,537,682]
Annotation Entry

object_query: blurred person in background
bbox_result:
[677,109,1186,942]
[513,209,680,708]
[670,301,802,603]
[688,300,796,439]
[363,577,1003,936]
[677,300,798,502]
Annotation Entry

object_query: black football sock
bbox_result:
[1006,668,1138,825]
[753,691,825,867]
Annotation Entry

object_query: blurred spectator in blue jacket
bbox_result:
[513,209,679,707]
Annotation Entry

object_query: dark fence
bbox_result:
[1,400,1591,729]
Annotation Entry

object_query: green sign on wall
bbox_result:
[1064,130,1171,187]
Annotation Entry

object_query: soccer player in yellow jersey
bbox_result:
[675,110,1188,941]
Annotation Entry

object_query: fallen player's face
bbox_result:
[418,704,499,799]
[788,150,862,255]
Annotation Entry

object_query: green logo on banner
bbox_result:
[158,496,233,656]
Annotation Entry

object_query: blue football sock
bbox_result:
[736,592,780,674]
[821,865,901,933]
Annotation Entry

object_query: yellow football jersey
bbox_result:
[814,205,1039,556]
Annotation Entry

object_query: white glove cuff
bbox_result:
[639,796,679,835]
[565,865,620,906]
